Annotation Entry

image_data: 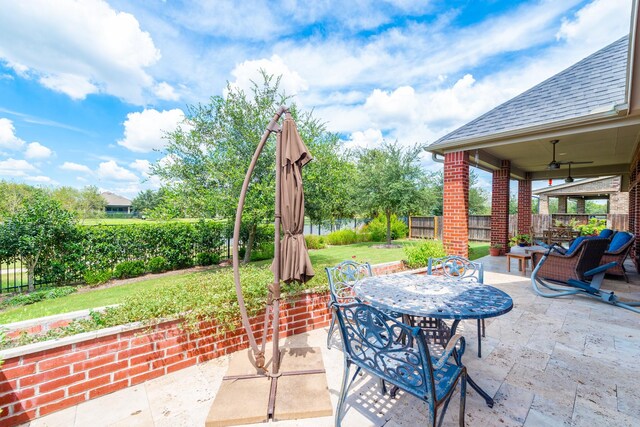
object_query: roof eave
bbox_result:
[426,106,627,154]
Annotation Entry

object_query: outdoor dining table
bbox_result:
[353,273,513,408]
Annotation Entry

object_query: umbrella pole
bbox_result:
[272,112,284,375]
[233,106,287,372]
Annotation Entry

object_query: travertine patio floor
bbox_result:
[24,257,640,426]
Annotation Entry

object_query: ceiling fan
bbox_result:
[546,139,593,171]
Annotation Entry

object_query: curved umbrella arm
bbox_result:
[232,106,288,371]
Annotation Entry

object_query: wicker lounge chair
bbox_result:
[600,232,634,282]
[531,239,640,313]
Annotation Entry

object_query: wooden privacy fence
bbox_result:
[410,214,629,242]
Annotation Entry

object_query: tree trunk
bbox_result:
[27,264,35,292]
[244,223,257,264]
[386,210,392,245]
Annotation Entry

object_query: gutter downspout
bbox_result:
[432,152,445,163]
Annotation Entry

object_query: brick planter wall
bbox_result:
[0,292,331,426]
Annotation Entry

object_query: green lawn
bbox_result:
[0,239,488,324]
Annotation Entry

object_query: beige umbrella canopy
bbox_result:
[272,113,314,284]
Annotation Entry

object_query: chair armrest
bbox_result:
[432,334,465,369]
[584,262,618,277]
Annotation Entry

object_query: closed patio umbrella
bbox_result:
[272,112,314,284]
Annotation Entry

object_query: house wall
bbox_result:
[630,144,640,271]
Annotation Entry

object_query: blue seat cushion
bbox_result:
[608,232,632,252]
[599,229,614,239]
[566,236,586,255]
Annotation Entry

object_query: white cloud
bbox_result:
[227,55,308,97]
[60,161,92,173]
[0,158,36,177]
[557,0,631,46]
[153,82,180,101]
[24,142,53,159]
[0,0,161,103]
[129,159,151,175]
[345,128,384,150]
[364,86,421,128]
[96,160,139,182]
[25,175,54,183]
[0,118,25,149]
[117,108,185,153]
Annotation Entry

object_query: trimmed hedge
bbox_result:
[31,220,273,287]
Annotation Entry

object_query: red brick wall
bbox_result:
[517,173,532,235]
[491,160,510,252]
[630,145,640,271]
[443,151,469,258]
[0,292,330,426]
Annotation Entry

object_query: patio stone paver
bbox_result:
[22,256,640,427]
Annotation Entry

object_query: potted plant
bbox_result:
[489,243,503,256]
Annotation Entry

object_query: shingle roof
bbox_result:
[430,36,628,147]
[101,192,132,207]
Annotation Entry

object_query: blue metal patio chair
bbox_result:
[325,260,373,349]
[424,256,486,357]
[331,301,467,427]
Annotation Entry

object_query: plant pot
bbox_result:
[489,248,501,256]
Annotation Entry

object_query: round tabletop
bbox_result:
[353,273,513,320]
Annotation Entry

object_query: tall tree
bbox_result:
[0,181,38,219]
[50,186,105,219]
[356,141,425,244]
[0,192,76,291]
[153,72,340,262]
[418,169,489,216]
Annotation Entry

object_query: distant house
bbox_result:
[101,192,132,215]
[533,176,629,215]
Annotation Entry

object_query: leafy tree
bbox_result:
[153,72,340,262]
[0,181,39,219]
[50,186,105,219]
[585,200,607,214]
[0,192,77,291]
[356,141,425,244]
[418,169,489,216]
[132,188,168,215]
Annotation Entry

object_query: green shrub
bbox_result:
[305,235,326,249]
[404,240,447,269]
[576,218,607,236]
[84,269,112,286]
[113,261,146,279]
[0,286,77,309]
[195,252,220,266]
[367,214,408,242]
[148,256,170,273]
[326,229,358,245]
[250,242,275,261]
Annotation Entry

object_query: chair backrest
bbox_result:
[570,238,610,280]
[325,260,373,303]
[331,301,436,404]
[428,256,484,283]
[599,229,614,239]
[607,232,634,253]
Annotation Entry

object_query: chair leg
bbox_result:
[327,314,336,349]
[477,320,482,358]
[335,359,354,427]
[459,370,467,427]
[481,319,485,337]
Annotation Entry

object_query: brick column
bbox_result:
[517,173,532,235]
[576,198,586,213]
[557,196,567,213]
[491,160,510,252]
[630,149,639,271]
[443,151,469,258]
[539,195,549,214]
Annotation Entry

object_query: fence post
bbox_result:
[409,216,412,238]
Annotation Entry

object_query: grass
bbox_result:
[0,239,489,325]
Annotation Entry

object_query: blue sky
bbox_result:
[0,0,632,198]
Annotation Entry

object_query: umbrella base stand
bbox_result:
[206,346,333,426]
